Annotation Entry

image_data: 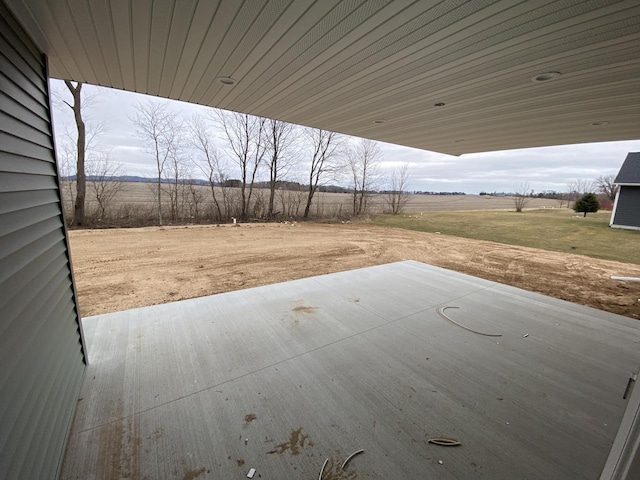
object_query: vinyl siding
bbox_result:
[612,186,640,229]
[0,2,86,479]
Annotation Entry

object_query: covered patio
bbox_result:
[2,1,640,477]
[61,261,640,479]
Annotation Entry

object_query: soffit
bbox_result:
[5,0,640,155]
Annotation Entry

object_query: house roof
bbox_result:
[5,0,640,155]
[615,152,640,184]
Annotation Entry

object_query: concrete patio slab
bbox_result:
[61,261,640,479]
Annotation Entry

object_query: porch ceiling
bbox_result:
[6,0,640,155]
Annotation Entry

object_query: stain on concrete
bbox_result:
[243,413,257,427]
[182,466,207,480]
[292,305,317,314]
[95,400,142,479]
[267,427,313,455]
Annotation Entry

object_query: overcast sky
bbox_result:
[50,80,640,195]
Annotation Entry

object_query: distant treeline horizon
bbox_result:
[61,175,473,196]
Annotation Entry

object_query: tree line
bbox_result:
[510,175,617,213]
[56,83,412,227]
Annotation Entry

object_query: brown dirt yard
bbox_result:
[68,223,640,320]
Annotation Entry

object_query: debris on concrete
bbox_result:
[318,458,328,480]
[438,460,444,465]
[427,438,461,446]
[341,449,364,469]
[247,467,256,478]
[436,306,502,337]
[522,333,529,338]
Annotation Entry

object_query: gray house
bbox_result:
[610,152,640,230]
[1,1,640,479]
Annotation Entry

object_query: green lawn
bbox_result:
[371,208,640,265]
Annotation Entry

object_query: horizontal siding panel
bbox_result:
[0,150,56,176]
[0,131,53,162]
[0,270,73,357]
[0,170,57,192]
[0,30,46,94]
[0,228,65,288]
[0,90,50,134]
[0,109,52,147]
[0,275,75,424]
[1,291,78,472]
[0,49,47,104]
[612,186,640,228]
[0,3,85,479]
[0,72,48,121]
[0,189,60,215]
[0,10,43,72]
[0,211,63,261]
[26,340,84,480]
[0,3,43,66]
[0,266,73,369]
[0,242,67,312]
[12,338,82,480]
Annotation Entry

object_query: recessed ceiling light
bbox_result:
[434,102,446,107]
[591,121,609,126]
[531,71,561,82]
[373,119,386,124]
[216,76,236,86]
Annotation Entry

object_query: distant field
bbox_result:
[61,180,561,219]
[372,207,637,265]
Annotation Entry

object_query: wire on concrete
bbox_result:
[341,449,364,470]
[318,458,328,480]
[436,306,502,337]
[427,437,461,446]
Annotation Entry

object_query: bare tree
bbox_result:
[386,164,411,214]
[566,178,594,208]
[164,152,188,222]
[131,100,181,225]
[215,111,267,221]
[513,182,531,212]
[347,138,381,215]
[86,153,124,221]
[185,181,204,222]
[303,128,341,219]
[595,174,617,203]
[277,184,306,217]
[62,81,88,226]
[188,113,229,221]
[264,119,299,218]
[55,127,77,222]
[57,86,105,226]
